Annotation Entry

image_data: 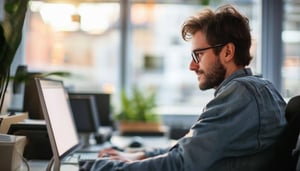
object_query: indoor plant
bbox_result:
[0,0,29,114]
[115,86,163,134]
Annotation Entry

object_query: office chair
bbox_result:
[286,95,300,171]
[271,95,300,171]
[296,140,300,171]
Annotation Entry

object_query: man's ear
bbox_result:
[223,43,235,62]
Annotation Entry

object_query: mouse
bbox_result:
[128,137,144,148]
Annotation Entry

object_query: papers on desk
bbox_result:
[23,118,46,124]
[0,134,27,171]
[0,133,13,141]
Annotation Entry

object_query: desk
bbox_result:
[18,160,79,171]
[18,135,174,171]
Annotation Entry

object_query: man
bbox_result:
[91,4,287,171]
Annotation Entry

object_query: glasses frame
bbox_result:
[191,43,226,64]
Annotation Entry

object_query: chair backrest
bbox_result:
[285,95,300,170]
[285,95,300,123]
[286,96,300,171]
[285,95,300,150]
[296,138,300,171]
[271,95,300,171]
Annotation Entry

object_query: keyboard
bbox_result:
[75,152,99,161]
[63,151,99,164]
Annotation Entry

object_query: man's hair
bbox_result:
[181,4,252,66]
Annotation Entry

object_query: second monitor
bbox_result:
[68,94,100,146]
[68,92,113,128]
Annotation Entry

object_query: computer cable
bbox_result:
[16,148,30,171]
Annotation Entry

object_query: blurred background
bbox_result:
[6,0,300,128]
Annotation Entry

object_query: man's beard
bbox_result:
[199,58,226,90]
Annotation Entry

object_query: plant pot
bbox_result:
[118,121,165,135]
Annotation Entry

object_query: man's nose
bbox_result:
[189,60,199,71]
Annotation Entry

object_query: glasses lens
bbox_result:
[191,44,225,63]
[191,52,199,63]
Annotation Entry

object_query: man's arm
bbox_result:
[91,82,258,171]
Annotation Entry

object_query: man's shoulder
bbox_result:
[217,75,271,96]
[216,76,255,98]
[231,75,271,88]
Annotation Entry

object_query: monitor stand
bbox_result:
[79,133,92,147]
[53,159,61,171]
[46,157,61,171]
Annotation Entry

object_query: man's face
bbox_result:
[189,31,226,90]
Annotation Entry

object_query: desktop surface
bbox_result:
[18,134,173,171]
[18,160,79,171]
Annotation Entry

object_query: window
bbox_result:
[282,0,300,98]
[25,1,120,93]
[24,0,262,115]
[129,1,261,114]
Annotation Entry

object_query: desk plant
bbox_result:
[115,87,162,134]
[0,0,29,114]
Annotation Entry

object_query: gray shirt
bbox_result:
[91,68,287,171]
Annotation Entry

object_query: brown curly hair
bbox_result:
[181,4,252,66]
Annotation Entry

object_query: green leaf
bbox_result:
[116,86,159,123]
[1,0,29,112]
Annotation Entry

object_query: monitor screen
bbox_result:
[35,78,80,158]
[68,92,112,127]
[68,94,100,133]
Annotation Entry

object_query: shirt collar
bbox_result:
[214,68,253,96]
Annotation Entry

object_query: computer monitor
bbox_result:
[35,78,80,171]
[68,94,100,145]
[23,73,44,119]
[68,92,113,127]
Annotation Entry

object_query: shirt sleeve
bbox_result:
[91,82,260,171]
[143,147,169,158]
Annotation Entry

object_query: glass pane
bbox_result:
[25,1,120,93]
[24,0,261,115]
[130,1,261,114]
[282,0,300,98]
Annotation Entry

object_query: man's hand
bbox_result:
[98,148,146,162]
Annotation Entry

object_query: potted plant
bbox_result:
[0,0,29,114]
[115,86,163,134]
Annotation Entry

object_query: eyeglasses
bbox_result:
[191,43,226,64]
